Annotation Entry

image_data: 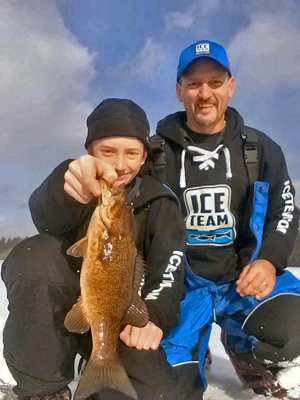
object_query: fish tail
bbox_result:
[74,354,138,400]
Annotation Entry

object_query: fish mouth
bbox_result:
[99,179,125,205]
[99,179,112,206]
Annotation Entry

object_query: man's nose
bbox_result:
[197,83,211,100]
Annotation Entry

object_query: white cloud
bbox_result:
[164,10,196,32]
[227,11,300,207]
[164,1,219,34]
[114,37,171,82]
[0,0,96,160]
[228,13,300,86]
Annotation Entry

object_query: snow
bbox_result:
[0,263,15,386]
[1,261,300,400]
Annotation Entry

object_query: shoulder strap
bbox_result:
[151,130,260,186]
[150,135,166,184]
[134,204,150,256]
[241,128,259,185]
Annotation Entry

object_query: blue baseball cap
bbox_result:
[177,40,232,81]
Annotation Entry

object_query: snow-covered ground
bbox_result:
[1,261,300,400]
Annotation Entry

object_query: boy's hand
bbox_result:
[120,322,163,350]
[64,155,118,204]
[236,259,276,300]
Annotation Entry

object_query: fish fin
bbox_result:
[64,296,90,333]
[123,294,149,327]
[133,253,147,295]
[122,253,149,327]
[74,355,138,400]
[67,237,88,258]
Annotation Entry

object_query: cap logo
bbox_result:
[196,43,210,55]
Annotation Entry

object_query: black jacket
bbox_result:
[29,160,186,337]
[152,107,300,283]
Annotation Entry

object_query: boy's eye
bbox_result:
[102,149,114,155]
[126,151,140,157]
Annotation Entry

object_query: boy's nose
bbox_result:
[114,154,126,172]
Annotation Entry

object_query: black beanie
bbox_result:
[85,98,151,152]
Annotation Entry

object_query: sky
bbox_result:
[0,0,299,238]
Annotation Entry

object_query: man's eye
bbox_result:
[209,80,223,88]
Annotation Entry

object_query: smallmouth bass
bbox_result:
[65,179,149,400]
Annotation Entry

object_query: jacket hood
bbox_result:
[156,106,244,148]
[132,175,178,209]
[156,107,245,189]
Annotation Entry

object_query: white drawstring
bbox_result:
[223,147,232,180]
[188,144,223,170]
[180,149,187,188]
[179,145,232,188]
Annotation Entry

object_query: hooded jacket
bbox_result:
[29,160,186,337]
[153,107,299,283]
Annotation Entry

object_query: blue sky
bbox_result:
[0,0,299,237]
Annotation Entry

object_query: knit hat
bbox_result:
[177,40,232,82]
[85,98,151,153]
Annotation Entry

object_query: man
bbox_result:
[150,40,300,399]
[1,99,186,400]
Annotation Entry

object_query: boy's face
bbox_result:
[89,136,147,187]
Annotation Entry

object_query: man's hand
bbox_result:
[236,259,276,300]
[119,322,163,350]
[64,155,118,204]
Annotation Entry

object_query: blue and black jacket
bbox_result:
[152,106,300,283]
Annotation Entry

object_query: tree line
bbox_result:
[0,234,300,265]
[0,237,28,259]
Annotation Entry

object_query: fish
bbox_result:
[64,179,149,400]
[189,230,232,242]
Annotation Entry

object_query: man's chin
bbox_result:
[194,115,217,127]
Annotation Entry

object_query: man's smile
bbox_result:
[197,103,214,109]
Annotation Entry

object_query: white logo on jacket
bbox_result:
[145,250,183,301]
[184,185,236,246]
[276,180,294,234]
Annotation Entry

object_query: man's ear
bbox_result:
[176,82,184,102]
[87,144,93,156]
[228,76,235,99]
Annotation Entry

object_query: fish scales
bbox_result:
[65,180,148,400]
[82,232,135,354]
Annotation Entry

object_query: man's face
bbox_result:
[89,136,147,186]
[176,58,235,134]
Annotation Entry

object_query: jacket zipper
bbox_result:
[208,288,217,322]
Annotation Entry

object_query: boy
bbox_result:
[2,99,186,400]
